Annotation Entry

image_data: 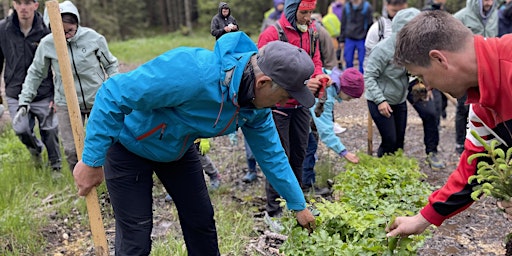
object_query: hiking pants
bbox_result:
[406,90,440,155]
[104,143,220,256]
[7,97,61,168]
[455,93,469,146]
[368,100,407,157]
[344,38,366,73]
[266,107,309,217]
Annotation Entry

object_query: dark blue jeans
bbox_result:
[266,107,310,217]
[302,131,318,188]
[456,93,469,145]
[104,143,220,256]
[368,100,407,157]
[407,90,440,154]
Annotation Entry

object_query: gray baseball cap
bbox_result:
[257,41,315,108]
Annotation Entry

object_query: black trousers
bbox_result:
[265,107,310,217]
[104,143,220,256]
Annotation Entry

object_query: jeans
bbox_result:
[244,137,257,171]
[7,97,61,168]
[302,131,318,188]
[105,143,220,256]
[455,93,469,145]
[266,107,310,217]
[343,38,366,73]
[368,100,407,157]
[407,90,440,154]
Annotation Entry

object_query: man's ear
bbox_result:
[429,50,448,69]
[255,75,272,89]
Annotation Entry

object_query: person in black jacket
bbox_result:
[499,0,512,36]
[0,0,61,171]
[210,2,239,40]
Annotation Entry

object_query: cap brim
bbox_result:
[288,85,315,108]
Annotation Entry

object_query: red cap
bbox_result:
[299,0,317,10]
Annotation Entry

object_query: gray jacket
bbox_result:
[364,8,420,105]
[19,1,118,112]
[454,0,498,37]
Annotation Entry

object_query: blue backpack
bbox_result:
[345,1,370,31]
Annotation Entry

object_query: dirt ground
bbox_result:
[1,64,510,255]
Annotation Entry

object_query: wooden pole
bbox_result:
[46,1,108,255]
[367,110,373,155]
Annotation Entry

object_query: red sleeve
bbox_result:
[311,37,324,77]
[257,26,279,49]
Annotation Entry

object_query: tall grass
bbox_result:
[0,127,85,255]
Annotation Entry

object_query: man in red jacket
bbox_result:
[386,10,512,236]
[258,0,332,221]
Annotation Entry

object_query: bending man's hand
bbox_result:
[295,208,316,233]
[498,198,512,221]
[385,213,431,237]
[73,160,104,196]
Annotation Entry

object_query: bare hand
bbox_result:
[343,152,359,163]
[295,208,316,233]
[73,161,104,196]
[307,74,332,94]
[377,101,393,118]
[385,213,431,237]
[497,199,512,221]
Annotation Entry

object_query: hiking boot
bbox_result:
[455,144,464,154]
[164,194,173,202]
[241,170,257,183]
[263,212,284,233]
[302,185,331,196]
[425,152,446,171]
[210,173,221,190]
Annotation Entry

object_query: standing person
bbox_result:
[258,0,332,221]
[386,10,512,238]
[338,0,373,73]
[364,8,421,157]
[328,0,345,66]
[73,33,317,255]
[261,0,285,32]
[365,0,445,170]
[18,0,119,172]
[302,67,362,193]
[453,0,498,154]
[0,0,61,170]
[498,0,512,36]
[210,2,239,40]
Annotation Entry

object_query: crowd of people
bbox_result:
[1,0,512,254]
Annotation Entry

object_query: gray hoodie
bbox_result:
[364,8,420,105]
[19,0,118,112]
[454,0,498,37]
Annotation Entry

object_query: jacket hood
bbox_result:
[284,0,301,29]
[43,0,81,27]
[391,8,420,34]
[218,2,230,17]
[466,0,497,19]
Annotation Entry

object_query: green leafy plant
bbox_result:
[279,151,432,255]
[467,130,512,201]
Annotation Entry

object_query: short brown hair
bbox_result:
[394,11,472,67]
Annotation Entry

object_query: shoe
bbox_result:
[333,123,347,134]
[164,194,173,202]
[302,185,331,196]
[263,212,284,233]
[242,170,257,183]
[455,144,464,154]
[425,152,446,170]
[210,173,221,190]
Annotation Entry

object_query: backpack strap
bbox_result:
[274,22,288,42]
[309,23,320,59]
[377,16,385,41]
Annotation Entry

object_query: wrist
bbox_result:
[339,149,348,157]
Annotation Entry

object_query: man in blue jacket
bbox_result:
[73,32,316,255]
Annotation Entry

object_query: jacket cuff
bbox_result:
[286,201,307,212]
[420,204,446,227]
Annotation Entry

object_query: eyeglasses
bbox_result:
[64,28,77,36]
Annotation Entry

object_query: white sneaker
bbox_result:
[333,123,347,134]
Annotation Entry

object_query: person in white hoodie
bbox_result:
[17,1,119,171]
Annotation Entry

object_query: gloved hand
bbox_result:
[228,132,238,146]
[12,105,29,126]
[199,138,211,155]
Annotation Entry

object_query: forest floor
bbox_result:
[1,63,509,255]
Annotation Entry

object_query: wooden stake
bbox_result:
[46,1,108,255]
